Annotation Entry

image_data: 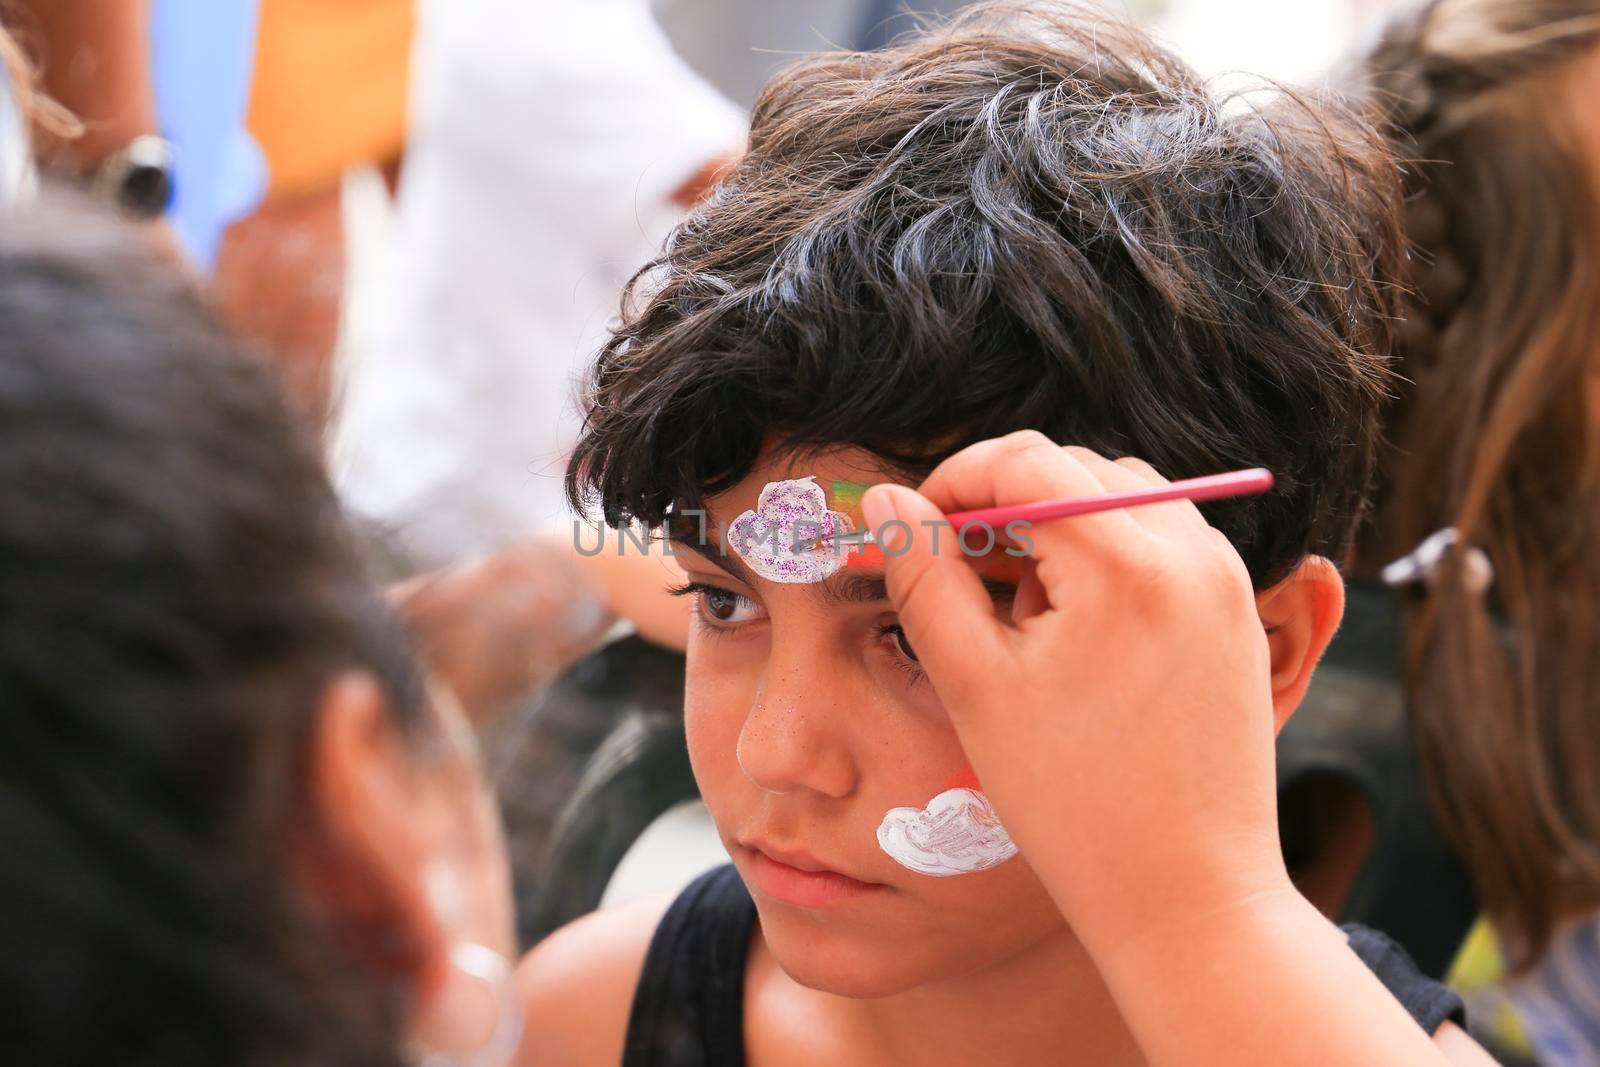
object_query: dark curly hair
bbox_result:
[568,0,1407,590]
[0,202,430,1066]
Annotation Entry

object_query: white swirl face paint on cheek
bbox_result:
[876,788,1018,877]
[727,475,854,584]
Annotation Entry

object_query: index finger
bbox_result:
[1059,449,1211,539]
[915,433,1148,557]
[915,431,1063,514]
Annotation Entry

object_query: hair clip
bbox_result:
[1381,526,1494,593]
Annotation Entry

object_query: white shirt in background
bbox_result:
[334,0,745,568]
[0,63,34,207]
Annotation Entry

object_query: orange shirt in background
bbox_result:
[245,0,414,201]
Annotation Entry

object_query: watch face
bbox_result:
[118,162,174,219]
[108,137,176,220]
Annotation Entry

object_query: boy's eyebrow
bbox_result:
[670,533,1016,610]
[673,536,763,588]
[819,571,1017,608]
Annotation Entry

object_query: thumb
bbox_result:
[863,484,1014,709]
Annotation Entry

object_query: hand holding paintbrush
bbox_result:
[866,434,1450,1067]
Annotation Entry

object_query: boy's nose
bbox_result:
[735,673,858,799]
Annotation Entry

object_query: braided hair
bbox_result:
[1352,0,1600,970]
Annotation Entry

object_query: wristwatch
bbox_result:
[90,135,176,220]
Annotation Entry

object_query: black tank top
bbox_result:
[622,865,1465,1067]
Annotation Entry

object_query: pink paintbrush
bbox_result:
[830,467,1274,546]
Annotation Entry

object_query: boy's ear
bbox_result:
[1255,556,1344,733]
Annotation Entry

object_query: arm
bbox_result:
[391,526,690,724]
[870,433,1488,1067]
[579,524,692,652]
[390,534,617,725]
[1438,1022,1500,1064]
[13,0,156,165]
[513,893,673,1066]
[1093,888,1468,1067]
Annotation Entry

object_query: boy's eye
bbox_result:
[883,624,918,663]
[700,586,764,624]
[668,580,767,630]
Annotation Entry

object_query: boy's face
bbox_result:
[674,448,1069,998]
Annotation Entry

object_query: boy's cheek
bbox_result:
[682,661,754,805]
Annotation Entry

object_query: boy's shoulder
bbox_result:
[514,891,677,1067]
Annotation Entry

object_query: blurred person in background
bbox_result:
[322,1,741,908]
[1,0,617,725]
[1352,1,1600,1062]
[0,204,524,1067]
[213,0,415,427]
[333,0,744,570]
[651,0,971,106]
[323,0,743,901]
[14,0,265,268]
[13,0,411,428]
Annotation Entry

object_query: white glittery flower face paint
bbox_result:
[727,476,854,584]
[877,787,1018,877]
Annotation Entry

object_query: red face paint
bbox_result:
[842,538,1027,586]
[944,766,983,792]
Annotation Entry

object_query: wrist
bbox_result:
[1094,876,1323,993]
[1050,836,1297,969]
[1088,887,1450,1067]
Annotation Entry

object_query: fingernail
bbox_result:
[870,483,908,550]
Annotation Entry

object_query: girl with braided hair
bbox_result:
[1354,1,1600,1060]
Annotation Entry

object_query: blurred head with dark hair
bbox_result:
[0,204,516,1066]
[568,1,1405,999]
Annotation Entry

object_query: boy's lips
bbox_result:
[738,839,889,907]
